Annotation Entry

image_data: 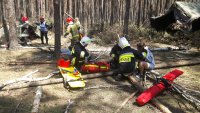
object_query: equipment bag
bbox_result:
[81,61,110,73]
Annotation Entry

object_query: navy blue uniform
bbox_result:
[110,44,122,69]
[71,42,89,69]
[118,46,144,74]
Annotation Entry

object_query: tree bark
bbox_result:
[6,0,19,50]
[41,0,45,17]
[137,0,142,27]
[54,0,61,59]
[123,0,130,38]
[1,0,9,45]
[83,0,88,35]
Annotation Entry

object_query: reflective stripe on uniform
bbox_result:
[85,64,99,68]
[80,51,85,58]
[71,48,75,54]
[100,66,107,69]
[71,57,76,65]
[111,54,115,58]
[119,53,134,62]
[142,52,147,58]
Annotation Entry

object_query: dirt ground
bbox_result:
[0,36,200,113]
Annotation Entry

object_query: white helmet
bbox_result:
[80,36,91,46]
[118,37,130,49]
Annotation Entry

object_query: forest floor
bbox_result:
[0,34,200,113]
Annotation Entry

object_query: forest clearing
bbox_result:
[0,0,200,113]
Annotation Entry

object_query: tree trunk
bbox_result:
[41,0,45,17]
[123,0,130,38]
[60,0,64,35]
[110,0,114,26]
[83,0,88,35]
[31,0,36,21]
[137,0,142,27]
[54,0,61,59]
[1,0,9,45]
[6,0,19,50]
[36,0,40,20]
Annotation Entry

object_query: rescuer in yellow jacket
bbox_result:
[64,17,81,50]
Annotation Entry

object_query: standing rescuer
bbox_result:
[115,37,144,81]
[70,36,92,70]
[64,17,81,50]
[39,17,49,44]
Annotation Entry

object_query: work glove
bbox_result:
[84,54,92,63]
[84,57,88,63]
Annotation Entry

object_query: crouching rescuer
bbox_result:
[115,37,144,81]
[110,43,122,70]
[71,36,92,70]
[136,42,155,80]
[57,36,91,89]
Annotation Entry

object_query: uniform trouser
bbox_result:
[110,59,119,69]
[40,31,48,44]
[69,38,79,50]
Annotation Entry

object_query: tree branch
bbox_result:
[31,86,43,113]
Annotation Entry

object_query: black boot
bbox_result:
[114,74,125,81]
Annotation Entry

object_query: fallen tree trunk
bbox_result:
[89,47,187,53]
[127,76,172,113]
[1,70,116,91]
[150,47,187,51]
[0,61,56,65]
[155,61,200,70]
[21,46,54,49]
[0,70,58,89]
[31,86,43,113]
[0,70,39,89]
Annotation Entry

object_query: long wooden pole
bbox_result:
[1,70,116,91]
[0,70,39,89]
[155,61,200,70]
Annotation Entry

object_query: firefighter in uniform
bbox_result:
[71,36,92,70]
[110,44,122,69]
[64,17,81,50]
[115,37,144,81]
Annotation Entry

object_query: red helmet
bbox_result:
[66,17,73,23]
[21,16,28,22]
